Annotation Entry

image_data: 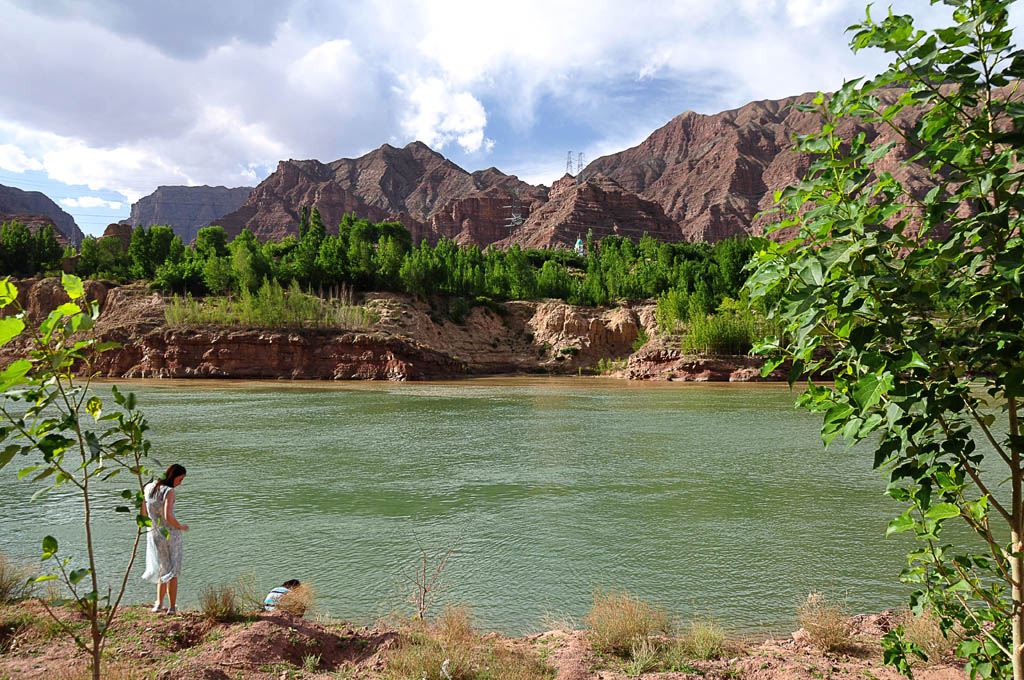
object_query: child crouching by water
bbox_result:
[264,579,302,612]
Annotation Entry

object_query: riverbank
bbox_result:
[0,278,786,382]
[0,600,967,679]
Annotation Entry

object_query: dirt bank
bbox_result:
[0,601,966,679]
[0,278,782,382]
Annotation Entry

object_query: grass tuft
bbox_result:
[276,582,316,617]
[0,553,36,603]
[797,592,851,653]
[386,604,553,680]
[683,616,726,660]
[899,608,961,665]
[584,588,671,657]
[198,583,241,622]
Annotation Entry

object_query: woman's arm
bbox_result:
[140,483,149,518]
[163,489,189,531]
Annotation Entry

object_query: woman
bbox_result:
[141,464,189,614]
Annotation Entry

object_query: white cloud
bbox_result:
[0,143,43,172]
[400,77,490,153]
[60,196,123,210]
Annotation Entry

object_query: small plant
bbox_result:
[231,570,267,614]
[277,583,316,617]
[402,544,454,621]
[631,327,649,352]
[0,553,36,602]
[897,609,961,665]
[623,638,659,676]
[797,592,851,653]
[684,616,726,660]
[559,346,580,356]
[594,357,627,374]
[301,652,321,672]
[585,588,671,656]
[659,639,699,673]
[198,583,241,622]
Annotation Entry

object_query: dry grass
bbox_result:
[584,588,671,656]
[797,592,852,653]
[276,583,316,617]
[899,609,961,664]
[386,604,553,680]
[231,571,268,614]
[198,583,241,622]
[683,616,726,660]
[51,664,149,679]
[0,553,36,603]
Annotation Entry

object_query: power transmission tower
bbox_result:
[577,152,585,176]
[566,150,574,175]
[502,188,525,233]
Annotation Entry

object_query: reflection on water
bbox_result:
[0,378,925,634]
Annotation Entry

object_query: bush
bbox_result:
[898,609,961,665]
[631,327,649,352]
[683,617,726,660]
[584,589,671,656]
[797,592,851,653]
[0,553,35,603]
[386,605,552,680]
[276,583,316,617]
[198,583,241,622]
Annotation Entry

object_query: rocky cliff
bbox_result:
[122,185,253,243]
[581,89,926,241]
[210,89,933,248]
[0,184,85,245]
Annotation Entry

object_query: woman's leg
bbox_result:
[156,581,167,607]
[168,577,178,610]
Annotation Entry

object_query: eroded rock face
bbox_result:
[89,328,463,381]
[625,344,785,382]
[0,184,84,245]
[122,185,253,243]
[582,89,929,242]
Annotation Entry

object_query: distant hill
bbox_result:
[122,185,253,243]
[0,184,84,245]
[215,89,929,248]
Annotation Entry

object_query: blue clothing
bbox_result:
[263,586,290,611]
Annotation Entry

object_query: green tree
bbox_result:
[747,2,1024,677]
[0,274,153,680]
[194,226,229,259]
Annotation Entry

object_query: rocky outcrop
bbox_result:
[581,89,925,242]
[89,328,464,380]
[0,184,84,245]
[214,142,548,244]
[1,279,789,382]
[122,185,253,243]
[507,176,678,247]
[625,345,785,381]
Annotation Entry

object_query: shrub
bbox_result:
[898,609,961,665]
[585,588,671,656]
[684,616,726,660]
[276,583,316,617]
[631,327,649,352]
[797,592,851,653]
[198,583,241,622]
[623,638,659,676]
[386,605,551,680]
[0,553,35,603]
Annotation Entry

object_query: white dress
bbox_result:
[141,482,183,584]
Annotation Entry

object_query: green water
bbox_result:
[0,378,923,634]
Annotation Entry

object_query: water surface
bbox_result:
[0,378,926,634]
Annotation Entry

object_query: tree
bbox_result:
[194,226,229,259]
[747,2,1024,677]
[0,274,153,680]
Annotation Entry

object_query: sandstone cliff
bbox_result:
[122,185,253,243]
[0,184,85,245]
[581,89,926,241]
[0,278,784,382]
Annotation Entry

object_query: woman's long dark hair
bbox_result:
[158,464,187,487]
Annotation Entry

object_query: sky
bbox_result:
[0,0,1003,236]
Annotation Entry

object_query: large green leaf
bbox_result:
[0,316,24,347]
[0,278,17,307]
[61,273,84,300]
[0,359,32,391]
[924,503,961,521]
[853,373,891,411]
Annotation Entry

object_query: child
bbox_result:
[263,579,301,611]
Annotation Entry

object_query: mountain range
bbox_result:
[6,87,928,249]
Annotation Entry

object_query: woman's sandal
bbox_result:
[165,607,177,615]
[151,602,165,613]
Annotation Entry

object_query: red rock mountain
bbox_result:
[0,184,85,245]
[213,89,928,247]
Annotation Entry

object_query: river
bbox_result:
[0,378,922,635]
